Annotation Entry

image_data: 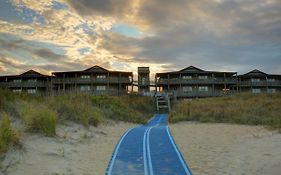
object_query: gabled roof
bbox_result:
[0,70,50,78]
[179,66,204,73]
[239,69,267,77]
[156,65,237,75]
[19,69,49,77]
[52,65,132,75]
[238,69,281,77]
[84,65,109,72]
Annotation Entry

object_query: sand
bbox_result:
[170,122,281,175]
[2,121,281,175]
[1,121,136,175]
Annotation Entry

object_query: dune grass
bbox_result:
[0,89,155,134]
[0,89,155,155]
[170,93,281,129]
[0,113,20,155]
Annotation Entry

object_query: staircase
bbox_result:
[155,93,171,113]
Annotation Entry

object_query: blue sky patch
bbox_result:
[0,0,45,24]
[78,47,91,55]
[111,24,142,38]
[51,1,68,10]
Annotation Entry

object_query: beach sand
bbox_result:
[2,121,281,175]
[170,122,281,175]
[1,121,136,175]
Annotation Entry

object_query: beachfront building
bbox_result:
[0,70,51,94]
[155,66,238,98]
[138,67,150,93]
[51,65,133,95]
[238,69,281,93]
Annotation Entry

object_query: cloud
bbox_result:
[67,0,137,19]
[1,0,281,76]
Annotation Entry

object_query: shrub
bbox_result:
[170,93,281,129]
[49,94,103,127]
[0,114,20,155]
[20,103,58,137]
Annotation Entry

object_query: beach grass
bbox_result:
[0,89,155,135]
[0,113,20,155]
[170,93,281,129]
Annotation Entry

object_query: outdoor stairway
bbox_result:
[155,93,171,112]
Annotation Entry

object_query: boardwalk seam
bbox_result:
[166,126,192,175]
[106,127,134,175]
[147,127,154,175]
[143,127,150,175]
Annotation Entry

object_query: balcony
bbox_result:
[173,90,226,98]
[52,77,132,84]
[239,80,281,87]
[1,81,48,88]
[157,78,237,85]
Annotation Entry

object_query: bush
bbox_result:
[0,114,20,155]
[49,95,104,127]
[170,93,281,129]
[21,103,58,137]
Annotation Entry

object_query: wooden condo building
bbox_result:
[51,65,133,95]
[0,70,51,94]
[238,69,281,93]
[1,65,281,97]
[155,66,238,98]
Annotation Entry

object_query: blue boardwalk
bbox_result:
[106,114,192,175]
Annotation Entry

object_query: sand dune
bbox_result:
[170,122,281,175]
[2,121,281,175]
[1,121,136,175]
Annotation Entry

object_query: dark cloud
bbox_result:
[33,48,64,61]
[94,0,281,74]
[67,0,135,18]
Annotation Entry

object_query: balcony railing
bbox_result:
[52,77,132,84]
[239,80,281,86]
[157,78,237,84]
[172,90,227,97]
[0,81,48,88]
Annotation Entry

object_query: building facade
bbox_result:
[155,66,238,98]
[1,65,281,97]
[138,67,150,93]
[238,69,281,93]
[51,65,133,95]
[0,70,51,94]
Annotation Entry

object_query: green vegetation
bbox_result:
[0,89,155,133]
[0,89,155,155]
[20,103,58,137]
[170,93,281,129]
[0,113,20,155]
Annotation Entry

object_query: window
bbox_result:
[96,85,106,91]
[27,89,37,94]
[13,79,22,83]
[251,78,260,82]
[81,75,90,79]
[267,78,275,82]
[80,85,90,91]
[199,86,208,92]
[252,88,261,93]
[267,88,276,93]
[28,79,37,82]
[198,75,208,80]
[182,75,192,80]
[141,77,146,85]
[12,89,22,93]
[182,86,192,92]
[97,75,106,79]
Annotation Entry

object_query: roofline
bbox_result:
[52,70,133,75]
[156,70,237,75]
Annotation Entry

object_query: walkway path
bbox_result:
[106,114,192,175]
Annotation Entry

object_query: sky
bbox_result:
[0,0,281,77]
